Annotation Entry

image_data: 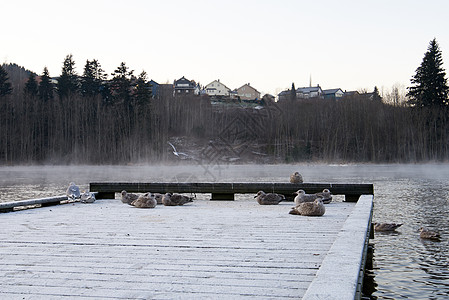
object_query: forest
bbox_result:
[0,54,448,165]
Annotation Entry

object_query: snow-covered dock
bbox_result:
[0,194,373,299]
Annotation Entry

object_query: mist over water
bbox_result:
[1,163,448,299]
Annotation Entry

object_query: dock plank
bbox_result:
[0,195,372,299]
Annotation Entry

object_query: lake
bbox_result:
[1,163,448,299]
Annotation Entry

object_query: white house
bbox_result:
[204,79,231,97]
[296,85,323,99]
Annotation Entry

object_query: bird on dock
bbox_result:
[121,190,139,205]
[254,191,285,205]
[294,190,318,206]
[315,189,333,204]
[290,171,303,184]
[66,182,81,200]
[373,222,402,232]
[152,192,164,205]
[80,191,96,203]
[162,193,194,206]
[131,193,157,208]
[289,198,325,216]
[419,227,441,241]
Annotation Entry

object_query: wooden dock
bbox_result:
[90,182,374,202]
[0,191,373,299]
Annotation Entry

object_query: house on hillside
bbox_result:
[296,85,323,99]
[344,91,360,98]
[236,83,260,101]
[149,79,160,98]
[204,79,231,97]
[174,76,197,96]
[323,88,344,100]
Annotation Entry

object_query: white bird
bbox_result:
[168,142,189,159]
[80,191,96,203]
[66,182,81,200]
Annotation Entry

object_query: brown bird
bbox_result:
[290,172,303,184]
[419,227,441,241]
[254,191,285,205]
[162,193,194,206]
[373,222,402,232]
[316,189,333,204]
[290,198,325,216]
[152,193,164,205]
[131,193,157,208]
[294,190,318,206]
[121,190,139,205]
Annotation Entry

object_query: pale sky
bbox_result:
[2,0,449,96]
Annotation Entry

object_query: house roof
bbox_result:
[174,76,196,89]
[296,86,322,93]
[237,83,260,94]
[323,88,343,95]
[205,79,231,91]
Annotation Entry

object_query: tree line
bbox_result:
[0,39,448,164]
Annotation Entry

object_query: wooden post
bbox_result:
[210,193,235,201]
[345,194,361,202]
[96,192,115,200]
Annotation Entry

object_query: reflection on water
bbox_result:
[0,163,448,299]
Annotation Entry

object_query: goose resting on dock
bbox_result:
[131,193,157,208]
[254,191,285,205]
[373,222,402,232]
[419,227,441,241]
[66,182,81,200]
[162,193,194,206]
[121,190,139,205]
[290,172,303,184]
[289,198,325,216]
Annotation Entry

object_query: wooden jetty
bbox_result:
[0,183,373,299]
[90,182,374,202]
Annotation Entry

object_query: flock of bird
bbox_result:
[120,190,194,208]
[66,182,96,203]
[66,172,442,241]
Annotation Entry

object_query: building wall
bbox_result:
[205,80,230,96]
[236,84,260,100]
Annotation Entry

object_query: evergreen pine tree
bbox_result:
[57,54,79,99]
[407,38,449,107]
[290,82,296,101]
[81,59,106,97]
[373,86,382,101]
[38,67,54,101]
[0,65,13,96]
[23,73,39,97]
[111,62,134,105]
[134,70,152,106]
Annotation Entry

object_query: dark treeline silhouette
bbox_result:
[0,60,448,164]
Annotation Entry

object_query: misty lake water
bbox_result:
[1,163,448,299]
